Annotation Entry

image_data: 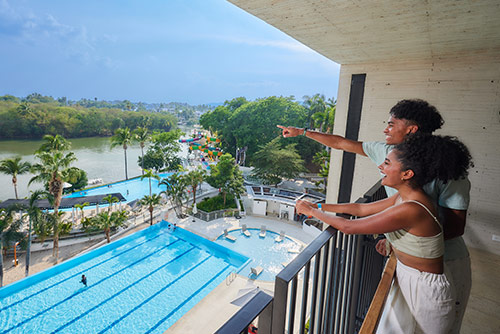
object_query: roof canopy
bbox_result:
[228,0,500,64]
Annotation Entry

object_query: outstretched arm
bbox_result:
[297,194,398,218]
[296,199,413,235]
[277,125,366,156]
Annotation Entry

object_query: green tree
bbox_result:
[313,150,331,192]
[206,154,244,206]
[30,139,77,258]
[183,167,206,206]
[90,210,128,243]
[65,167,88,193]
[133,126,150,175]
[303,94,327,129]
[140,130,183,172]
[160,173,187,218]
[102,195,119,213]
[36,134,71,153]
[74,202,90,221]
[111,127,133,180]
[0,205,24,287]
[0,157,31,199]
[23,190,50,277]
[139,194,162,225]
[141,169,160,197]
[252,137,306,187]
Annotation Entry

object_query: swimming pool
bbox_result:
[64,172,173,204]
[215,228,301,282]
[0,221,248,333]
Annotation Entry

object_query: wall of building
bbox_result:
[326,52,500,255]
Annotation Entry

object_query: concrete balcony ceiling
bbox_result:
[228,0,500,64]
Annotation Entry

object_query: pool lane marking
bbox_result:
[97,256,219,334]
[144,264,232,334]
[50,246,200,334]
[0,232,171,312]
[2,237,183,334]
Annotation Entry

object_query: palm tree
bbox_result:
[30,150,77,259]
[160,173,188,218]
[303,94,327,129]
[0,205,23,287]
[139,194,161,225]
[184,167,206,206]
[133,127,150,175]
[141,169,160,197]
[36,134,71,153]
[93,210,128,243]
[111,128,133,180]
[74,202,90,221]
[0,157,31,199]
[102,195,119,213]
[24,190,50,277]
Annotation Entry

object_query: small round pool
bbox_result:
[215,228,301,281]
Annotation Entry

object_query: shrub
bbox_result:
[197,194,237,212]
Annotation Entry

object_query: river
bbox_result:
[0,129,192,201]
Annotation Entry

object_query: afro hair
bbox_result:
[394,133,473,188]
[390,99,444,134]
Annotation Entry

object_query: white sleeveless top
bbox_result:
[385,199,444,259]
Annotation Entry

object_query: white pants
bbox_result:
[376,260,455,334]
[445,256,471,333]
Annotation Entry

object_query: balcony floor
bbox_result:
[462,247,500,333]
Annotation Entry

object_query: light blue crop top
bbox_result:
[385,199,444,259]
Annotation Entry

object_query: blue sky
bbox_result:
[0,0,340,104]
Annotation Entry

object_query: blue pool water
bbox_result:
[0,221,248,334]
[64,172,174,204]
[215,228,300,282]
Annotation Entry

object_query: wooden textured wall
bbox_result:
[327,52,500,255]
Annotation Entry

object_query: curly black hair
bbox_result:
[390,99,444,134]
[394,133,473,188]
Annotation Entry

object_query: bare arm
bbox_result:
[308,195,398,217]
[277,125,366,156]
[440,207,467,240]
[296,201,415,235]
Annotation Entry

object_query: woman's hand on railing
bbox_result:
[375,239,391,256]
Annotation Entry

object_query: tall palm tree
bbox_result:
[133,127,150,175]
[111,128,133,180]
[184,167,206,206]
[102,195,119,213]
[160,173,187,218]
[94,210,127,243]
[141,169,160,197]
[0,157,31,199]
[303,94,327,129]
[30,150,77,259]
[139,194,161,225]
[24,190,50,277]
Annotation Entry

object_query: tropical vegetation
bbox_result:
[199,95,329,167]
[0,205,24,287]
[251,137,306,187]
[205,154,245,206]
[29,135,77,259]
[0,94,179,140]
[139,129,183,172]
[0,157,31,199]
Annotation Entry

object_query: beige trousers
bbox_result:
[376,260,455,334]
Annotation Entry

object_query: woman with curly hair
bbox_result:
[296,134,473,334]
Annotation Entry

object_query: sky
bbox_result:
[0,0,340,105]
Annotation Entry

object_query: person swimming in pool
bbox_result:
[80,274,87,287]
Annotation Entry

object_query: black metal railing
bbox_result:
[216,181,387,334]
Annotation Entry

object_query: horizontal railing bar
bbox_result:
[276,226,336,283]
[215,291,273,334]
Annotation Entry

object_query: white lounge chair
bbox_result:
[259,225,266,238]
[250,266,263,277]
[224,229,236,242]
[242,224,251,237]
[275,230,285,242]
